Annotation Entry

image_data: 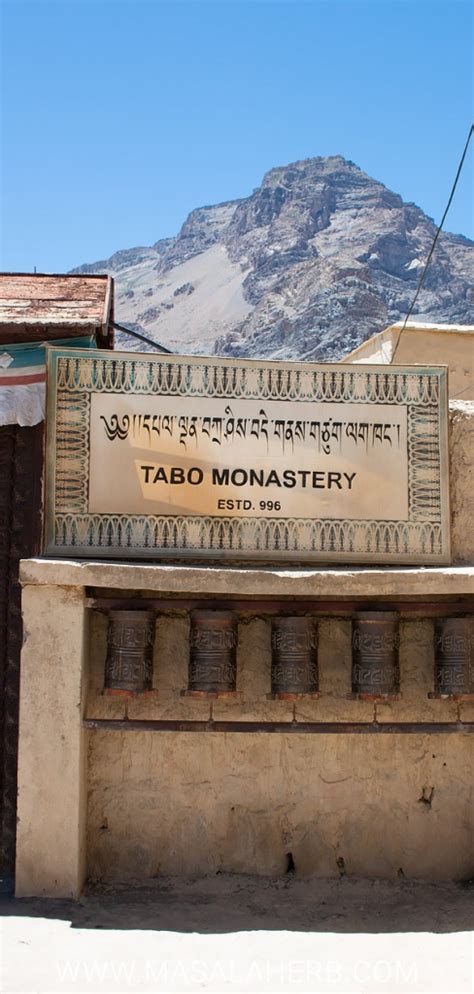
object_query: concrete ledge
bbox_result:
[19,557,474,598]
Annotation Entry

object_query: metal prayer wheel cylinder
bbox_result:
[104,610,155,694]
[270,616,319,698]
[431,616,474,699]
[187,610,238,696]
[351,611,400,699]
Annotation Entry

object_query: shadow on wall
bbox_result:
[1,876,473,935]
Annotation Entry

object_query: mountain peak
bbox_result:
[260,155,369,190]
[72,155,473,359]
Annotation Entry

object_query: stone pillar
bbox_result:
[15,584,88,898]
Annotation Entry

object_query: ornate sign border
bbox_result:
[43,348,451,564]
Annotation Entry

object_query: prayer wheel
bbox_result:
[431,616,474,699]
[351,611,400,699]
[187,610,238,696]
[270,616,319,698]
[104,609,155,695]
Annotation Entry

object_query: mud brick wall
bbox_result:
[86,612,473,882]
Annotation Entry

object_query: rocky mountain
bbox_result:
[73,156,474,359]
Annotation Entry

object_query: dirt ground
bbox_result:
[1,875,473,993]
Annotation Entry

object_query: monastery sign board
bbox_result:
[44,348,450,564]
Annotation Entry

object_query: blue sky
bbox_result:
[1,0,472,272]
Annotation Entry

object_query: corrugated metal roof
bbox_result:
[0,272,113,329]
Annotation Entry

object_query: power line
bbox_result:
[111,320,173,354]
[451,379,474,400]
[392,123,473,362]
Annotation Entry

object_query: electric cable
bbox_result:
[110,320,173,354]
[391,123,473,362]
